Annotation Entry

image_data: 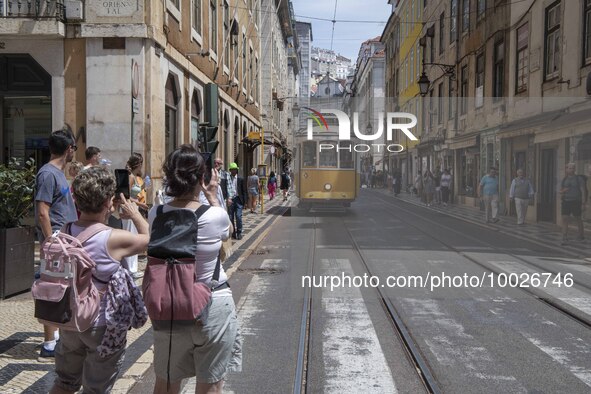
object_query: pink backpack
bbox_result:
[31,223,109,332]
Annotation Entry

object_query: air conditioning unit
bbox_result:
[64,0,83,21]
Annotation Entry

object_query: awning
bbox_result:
[534,107,591,144]
[448,134,479,150]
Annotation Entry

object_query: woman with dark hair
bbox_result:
[123,152,148,278]
[148,144,241,394]
[267,171,277,200]
[49,167,149,394]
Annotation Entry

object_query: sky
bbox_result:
[292,0,392,63]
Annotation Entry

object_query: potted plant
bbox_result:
[0,158,36,299]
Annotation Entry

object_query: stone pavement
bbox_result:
[374,187,591,258]
[0,192,292,393]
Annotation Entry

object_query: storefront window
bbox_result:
[459,150,479,196]
[302,141,317,167]
[2,97,52,166]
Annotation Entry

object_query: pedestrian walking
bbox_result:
[268,171,277,200]
[434,166,442,204]
[83,146,101,169]
[280,169,291,201]
[440,169,452,206]
[560,163,587,244]
[247,168,260,213]
[35,128,79,360]
[509,169,534,225]
[49,166,149,394]
[223,162,248,240]
[478,167,500,223]
[122,153,149,279]
[148,145,241,394]
[423,170,436,206]
[414,173,423,198]
[394,169,402,196]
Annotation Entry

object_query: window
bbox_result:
[438,82,444,124]
[192,0,201,34]
[223,1,229,69]
[410,49,414,83]
[242,33,247,89]
[302,141,317,167]
[191,91,202,150]
[477,0,486,19]
[439,13,445,54]
[210,0,218,55]
[516,23,529,92]
[462,0,470,32]
[460,65,468,114]
[249,47,253,97]
[232,24,239,78]
[416,43,421,79]
[449,78,456,119]
[545,2,561,79]
[450,0,458,43]
[165,75,178,156]
[255,56,259,103]
[584,0,591,64]
[476,54,484,107]
[339,143,354,169]
[170,0,179,9]
[494,40,504,98]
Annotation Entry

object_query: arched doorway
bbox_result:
[233,116,240,163]
[0,54,52,166]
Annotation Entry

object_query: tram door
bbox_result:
[538,148,556,222]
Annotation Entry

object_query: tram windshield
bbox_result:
[319,140,337,168]
[302,141,317,168]
[339,143,354,169]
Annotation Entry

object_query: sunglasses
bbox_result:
[71,145,78,151]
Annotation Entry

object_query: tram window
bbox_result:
[319,141,337,168]
[303,141,317,167]
[339,144,354,169]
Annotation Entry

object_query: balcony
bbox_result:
[0,0,65,36]
[0,0,64,20]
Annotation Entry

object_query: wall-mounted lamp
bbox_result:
[418,26,455,97]
[186,50,210,58]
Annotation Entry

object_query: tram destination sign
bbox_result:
[304,108,418,154]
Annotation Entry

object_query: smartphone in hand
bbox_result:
[114,169,130,199]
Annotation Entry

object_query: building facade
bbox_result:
[295,21,313,132]
[0,0,264,199]
[382,0,591,225]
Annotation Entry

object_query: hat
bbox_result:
[229,162,239,170]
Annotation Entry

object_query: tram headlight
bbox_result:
[324,183,332,191]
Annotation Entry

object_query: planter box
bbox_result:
[0,227,35,299]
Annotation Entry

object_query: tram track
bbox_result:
[371,192,591,330]
[292,213,439,393]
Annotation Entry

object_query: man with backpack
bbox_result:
[34,128,79,360]
[560,163,587,245]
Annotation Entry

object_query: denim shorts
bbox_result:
[54,326,125,393]
[153,295,242,383]
[248,187,259,196]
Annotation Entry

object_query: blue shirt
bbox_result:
[480,175,499,196]
[35,163,78,240]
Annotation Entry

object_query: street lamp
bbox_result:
[418,27,455,97]
[418,72,430,96]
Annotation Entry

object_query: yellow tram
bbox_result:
[295,125,361,208]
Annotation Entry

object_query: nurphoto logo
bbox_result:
[304,108,419,153]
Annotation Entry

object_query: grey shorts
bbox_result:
[54,326,125,393]
[153,295,242,384]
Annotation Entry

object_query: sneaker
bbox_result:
[38,346,55,362]
[236,233,243,240]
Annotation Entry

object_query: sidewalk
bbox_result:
[0,192,292,393]
[375,188,591,258]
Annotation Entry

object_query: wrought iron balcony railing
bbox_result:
[0,0,65,21]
